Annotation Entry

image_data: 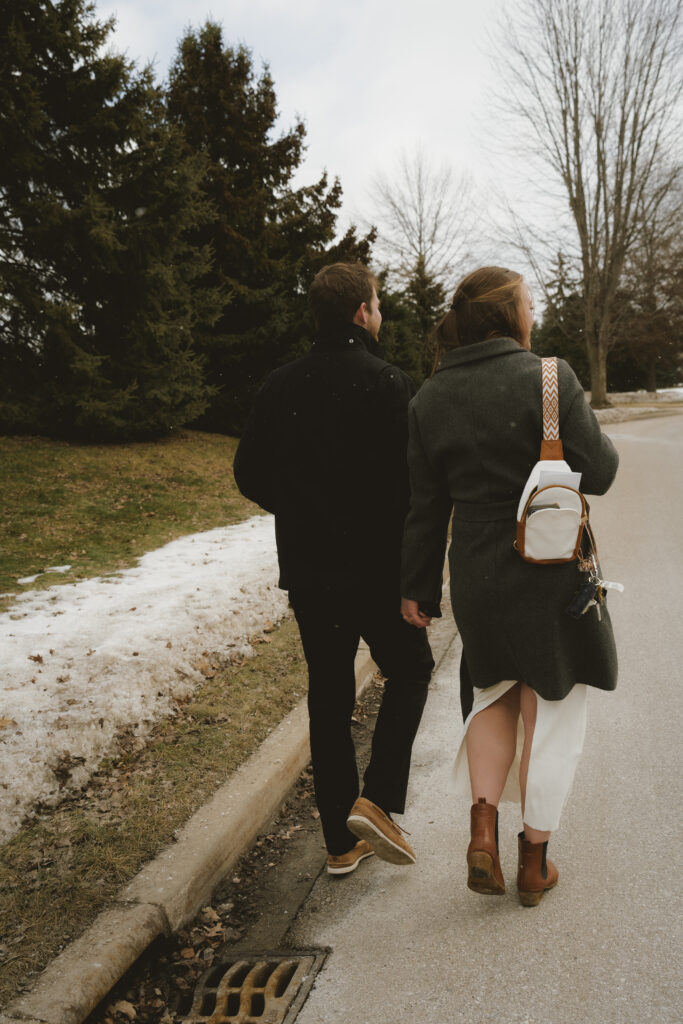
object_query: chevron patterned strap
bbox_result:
[541,357,560,441]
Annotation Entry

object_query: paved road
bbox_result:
[288,414,683,1024]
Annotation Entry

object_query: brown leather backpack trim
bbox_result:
[515,487,588,564]
[540,438,564,460]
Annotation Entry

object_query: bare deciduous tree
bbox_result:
[621,184,683,391]
[500,0,682,405]
[369,149,473,289]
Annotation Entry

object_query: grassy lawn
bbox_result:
[0,430,260,609]
[0,616,308,1007]
[0,429,309,1005]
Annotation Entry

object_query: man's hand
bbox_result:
[401,597,431,628]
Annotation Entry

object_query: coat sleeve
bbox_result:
[558,360,619,495]
[233,381,278,514]
[400,402,453,618]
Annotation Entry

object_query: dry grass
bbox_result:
[0,428,307,1005]
[0,616,307,1007]
[0,430,260,610]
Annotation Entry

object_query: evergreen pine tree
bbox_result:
[405,256,447,378]
[375,273,425,384]
[531,255,590,385]
[0,0,216,440]
[167,22,373,434]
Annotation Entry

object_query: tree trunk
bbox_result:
[646,352,657,395]
[586,339,610,407]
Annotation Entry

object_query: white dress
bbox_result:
[452,679,588,832]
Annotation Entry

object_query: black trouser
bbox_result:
[290,586,434,855]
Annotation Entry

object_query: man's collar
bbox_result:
[435,336,526,371]
[313,322,383,357]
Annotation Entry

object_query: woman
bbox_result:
[400,266,618,906]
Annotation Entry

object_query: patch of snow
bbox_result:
[17,564,72,585]
[0,516,288,845]
[607,389,683,404]
[594,407,663,424]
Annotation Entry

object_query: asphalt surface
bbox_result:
[286,413,683,1024]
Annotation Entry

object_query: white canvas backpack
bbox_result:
[514,357,589,564]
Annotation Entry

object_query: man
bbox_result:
[234,262,434,875]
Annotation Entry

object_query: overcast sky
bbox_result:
[95,0,544,283]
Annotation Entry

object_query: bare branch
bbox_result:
[367,148,475,287]
[495,0,683,404]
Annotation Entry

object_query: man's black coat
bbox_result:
[233,322,415,594]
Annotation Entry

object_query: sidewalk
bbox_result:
[286,417,682,1024]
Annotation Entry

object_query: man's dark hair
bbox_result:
[308,262,378,328]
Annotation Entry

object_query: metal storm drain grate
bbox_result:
[182,950,328,1024]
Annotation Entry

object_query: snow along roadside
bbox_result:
[0,515,287,845]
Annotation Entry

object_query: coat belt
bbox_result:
[451,500,518,522]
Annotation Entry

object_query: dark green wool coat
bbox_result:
[401,337,619,710]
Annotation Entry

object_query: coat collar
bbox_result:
[436,336,527,371]
[313,322,383,357]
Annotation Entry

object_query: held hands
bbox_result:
[401,597,432,629]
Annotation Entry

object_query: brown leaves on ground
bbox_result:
[112,1001,137,1020]
[192,656,218,678]
[193,648,262,678]
[52,751,87,787]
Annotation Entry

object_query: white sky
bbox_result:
[94,0,540,276]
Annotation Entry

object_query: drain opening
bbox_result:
[250,993,265,1016]
[182,949,328,1024]
[206,963,230,986]
[249,962,273,987]
[273,962,298,998]
[200,993,217,1015]
[229,963,252,986]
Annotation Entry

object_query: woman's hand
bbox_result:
[401,597,432,628]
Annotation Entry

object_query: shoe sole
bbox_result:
[518,879,558,907]
[346,814,416,865]
[326,850,374,875]
[467,850,505,895]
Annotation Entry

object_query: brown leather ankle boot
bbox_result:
[467,797,505,895]
[517,831,559,906]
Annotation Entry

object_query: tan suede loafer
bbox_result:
[346,797,416,865]
[326,840,374,875]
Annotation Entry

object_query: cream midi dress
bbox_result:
[452,679,588,832]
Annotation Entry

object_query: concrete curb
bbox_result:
[4,646,379,1024]
[7,905,168,1024]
